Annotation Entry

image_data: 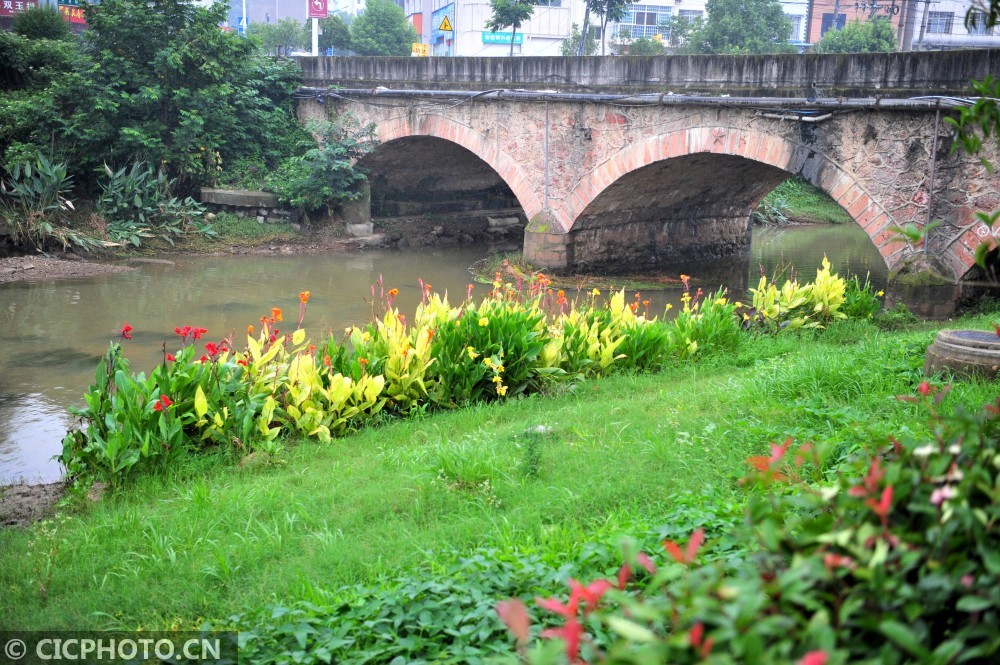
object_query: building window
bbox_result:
[619,4,673,39]
[678,9,702,23]
[967,10,993,35]
[786,14,803,41]
[927,12,954,34]
[820,13,846,36]
[535,0,562,5]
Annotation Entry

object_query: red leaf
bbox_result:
[664,539,686,564]
[496,599,531,645]
[617,563,632,590]
[536,596,576,618]
[541,618,583,663]
[636,552,657,574]
[700,636,715,658]
[689,622,704,648]
[685,528,705,564]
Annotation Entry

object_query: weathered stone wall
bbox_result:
[199,188,302,226]
[297,51,1000,97]
[300,85,1000,280]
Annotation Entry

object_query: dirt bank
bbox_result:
[0,255,135,284]
[0,482,65,528]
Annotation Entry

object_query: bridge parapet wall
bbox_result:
[297,51,1000,97]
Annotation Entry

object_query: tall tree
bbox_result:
[486,0,536,57]
[560,22,597,56]
[687,0,795,54]
[813,17,896,53]
[593,0,633,55]
[350,0,416,56]
[247,17,309,54]
[319,14,353,53]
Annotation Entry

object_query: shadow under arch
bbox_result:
[556,127,909,274]
[357,136,523,218]
[366,114,542,221]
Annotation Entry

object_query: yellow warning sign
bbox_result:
[411,43,429,56]
[438,15,453,31]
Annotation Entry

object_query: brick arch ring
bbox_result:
[557,126,915,273]
[371,114,545,224]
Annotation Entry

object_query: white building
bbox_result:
[910,0,1000,49]
[417,0,576,56]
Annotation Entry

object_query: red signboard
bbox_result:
[58,4,86,25]
[307,0,328,19]
[0,1,39,18]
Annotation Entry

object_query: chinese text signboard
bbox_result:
[481,31,523,45]
[1,1,39,18]
[58,4,87,25]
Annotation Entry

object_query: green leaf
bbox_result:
[956,595,993,612]
[879,620,930,658]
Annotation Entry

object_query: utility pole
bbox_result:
[915,0,930,50]
[831,0,843,34]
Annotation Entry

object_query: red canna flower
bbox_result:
[323,354,331,367]
[199,355,209,363]
[192,327,207,340]
[119,322,133,340]
[917,380,933,397]
[165,353,176,362]
[237,358,248,367]
[153,395,173,412]
[205,342,219,356]
[798,651,829,665]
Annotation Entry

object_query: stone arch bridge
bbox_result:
[296,52,1000,283]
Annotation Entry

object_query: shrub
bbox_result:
[267,117,377,214]
[746,257,853,331]
[0,154,100,250]
[13,6,71,41]
[500,384,1000,663]
[97,161,212,246]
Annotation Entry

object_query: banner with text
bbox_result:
[481,31,523,44]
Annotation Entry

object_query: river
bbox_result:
[0,223,888,484]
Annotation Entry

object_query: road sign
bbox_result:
[438,15,453,32]
[411,43,430,57]
[308,0,328,19]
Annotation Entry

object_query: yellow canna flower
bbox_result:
[591,288,601,296]
[362,331,371,342]
[496,364,504,373]
[479,317,489,326]
[467,346,479,360]
[876,290,885,297]
[484,357,493,367]
[492,375,503,384]
[497,385,508,397]
[666,303,674,311]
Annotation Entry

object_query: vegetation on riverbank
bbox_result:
[754,176,854,226]
[1,305,997,660]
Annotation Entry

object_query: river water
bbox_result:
[0,224,888,484]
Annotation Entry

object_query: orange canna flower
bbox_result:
[299,291,311,304]
[388,288,399,298]
[271,307,283,322]
[247,325,254,336]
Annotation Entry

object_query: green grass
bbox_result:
[1,314,998,633]
[762,176,854,225]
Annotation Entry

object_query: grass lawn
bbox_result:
[1,313,997,641]
[762,176,854,225]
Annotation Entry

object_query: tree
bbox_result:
[319,14,353,53]
[350,0,416,57]
[593,0,633,55]
[660,14,702,51]
[686,0,795,54]
[486,0,536,57]
[560,22,597,56]
[48,0,307,193]
[813,17,896,53]
[13,6,71,40]
[247,17,309,54]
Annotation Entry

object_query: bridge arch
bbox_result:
[556,126,907,273]
[368,114,543,223]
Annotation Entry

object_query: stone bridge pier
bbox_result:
[296,53,1000,284]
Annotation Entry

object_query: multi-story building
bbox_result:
[910,0,1000,49]
[420,0,575,57]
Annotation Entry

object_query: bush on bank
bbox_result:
[60,261,875,488]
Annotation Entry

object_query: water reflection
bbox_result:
[0,224,889,483]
